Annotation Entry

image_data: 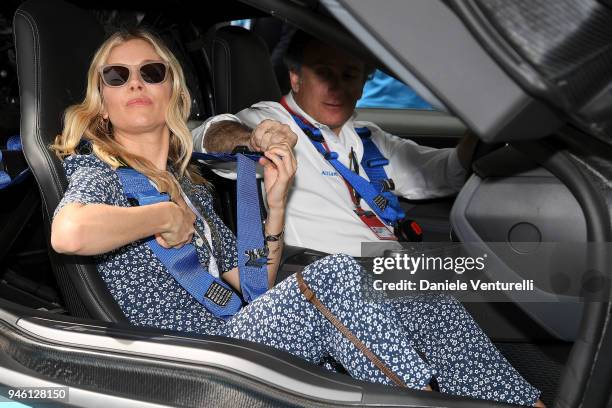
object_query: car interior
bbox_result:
[0,0,611,407]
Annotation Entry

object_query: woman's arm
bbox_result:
[222,207,285,292]
[262,208,285,287]
[51,200,194,256]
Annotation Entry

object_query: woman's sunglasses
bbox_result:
[99,61,169,87]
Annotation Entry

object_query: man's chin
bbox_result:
[320,113,351,130]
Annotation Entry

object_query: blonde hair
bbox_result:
[52,28,203,200]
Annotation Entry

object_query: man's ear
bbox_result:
[289,69,301,94]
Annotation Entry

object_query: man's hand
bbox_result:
[249,120,298,152]
[456,132,479,171]
[203,119,298,154]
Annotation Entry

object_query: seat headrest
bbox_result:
[209,26,281,114]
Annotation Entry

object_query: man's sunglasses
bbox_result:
[99,61,169,87]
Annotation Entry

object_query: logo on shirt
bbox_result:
[321,170,339,177]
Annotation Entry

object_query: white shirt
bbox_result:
[181,190,221,278]
[192,92,466,256]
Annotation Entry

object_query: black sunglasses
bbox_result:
[99,61,169,87]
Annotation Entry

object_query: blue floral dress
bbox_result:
[55,154,540,406]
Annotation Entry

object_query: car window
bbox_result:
[233,19,436,111]
[230,19,252,29]
[357,69,433,110]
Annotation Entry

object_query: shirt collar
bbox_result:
[284,91,357,131]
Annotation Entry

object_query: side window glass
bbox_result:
[357,69,433,110]
[230,19,253,29]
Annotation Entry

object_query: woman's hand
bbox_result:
[259,142,296,288]
[156,196,196,248]
[260,142,297,211]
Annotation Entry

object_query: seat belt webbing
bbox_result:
[193,151,269,302]
[0,135,30,190]
[116,167,243,319]
[236,154,268,302]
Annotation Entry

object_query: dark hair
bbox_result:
[283,30,375,81]
[283,29,311,72]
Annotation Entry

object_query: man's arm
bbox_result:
[203,119,298,153]
[371,125,468,199]
[455,132,479,171]
[203,121,253,153]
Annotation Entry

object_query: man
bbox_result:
[193,30,477,256]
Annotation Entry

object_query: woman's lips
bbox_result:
[127,97,152,106]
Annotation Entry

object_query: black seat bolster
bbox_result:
[14,0,129,322]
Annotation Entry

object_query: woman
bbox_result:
[50,29,543,407]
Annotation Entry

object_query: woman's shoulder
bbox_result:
[62,154,114,178]
[58,153,126,208]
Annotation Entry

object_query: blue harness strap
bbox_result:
[194,151,269,302]
[355,127,402,219]
[236,154,268,302]
[6,135,23,151]
[116,167,243,320]
[287,113,405,226]
[0,149,11,189]
[0,135,30,190]
[192,151,263,163]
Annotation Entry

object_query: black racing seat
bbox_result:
[195,25,282,234]
[203,25,333,281]
[14,0,128,321]
[207,25,282,114]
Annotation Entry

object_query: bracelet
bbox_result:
[264,230,284,243]
[262,218,284,243]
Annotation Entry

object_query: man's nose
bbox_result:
[325,73,341,91]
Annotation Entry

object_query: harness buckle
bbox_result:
[379,178,395,192]
[303,127,325,143]
[232,145,253,155]
[245,247,269,267]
